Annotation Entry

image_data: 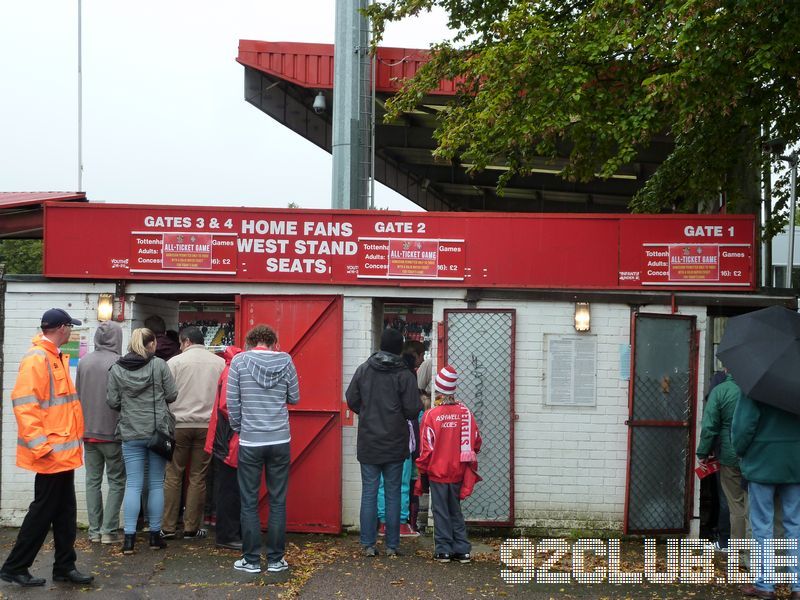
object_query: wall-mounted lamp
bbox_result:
[574,302,591,332]
[98,293,114,321]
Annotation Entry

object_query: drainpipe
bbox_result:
[0,262,6,507]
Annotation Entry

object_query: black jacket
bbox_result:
[346,351,423,464]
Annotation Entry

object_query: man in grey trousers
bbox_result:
[76,320,125,544]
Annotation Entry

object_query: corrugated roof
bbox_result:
[237,40,458,95]
[0,192,87,209]
[0,192,87,238]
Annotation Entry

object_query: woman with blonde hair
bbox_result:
[107,327,177,554]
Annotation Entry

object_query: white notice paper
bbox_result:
[546,335,597,406]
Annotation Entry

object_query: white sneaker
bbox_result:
[267,558,289,573]
[233,558,261,573]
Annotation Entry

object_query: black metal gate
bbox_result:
[443,309,515,525]
[624,313,697,534]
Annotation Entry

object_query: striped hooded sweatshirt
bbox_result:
[227,349,299,446]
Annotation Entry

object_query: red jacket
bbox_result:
[416,402,481,486]
[204,346,242,467]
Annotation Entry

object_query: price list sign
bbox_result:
[638,243,751,286]
[356,237,466,280]
[619,219,754,288]
[130,232,237,275]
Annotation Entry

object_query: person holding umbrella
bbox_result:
[719,305,800,599]
[731,392,800,599]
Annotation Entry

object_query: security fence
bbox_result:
[444,309,515,525]
[625,314,696,533]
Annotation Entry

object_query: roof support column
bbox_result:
[332,0,370,209]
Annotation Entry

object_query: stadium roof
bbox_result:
[237,40,673,213]
[0,192,87,238]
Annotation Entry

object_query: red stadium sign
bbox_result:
[44,204,756,291]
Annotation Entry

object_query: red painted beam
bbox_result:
[237,40,457,95]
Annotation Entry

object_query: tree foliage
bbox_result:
[367,0,800,226]
[0,240,43,274]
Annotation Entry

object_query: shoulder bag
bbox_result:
[146,361,175,461]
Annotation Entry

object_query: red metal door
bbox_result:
[235,294,343,533]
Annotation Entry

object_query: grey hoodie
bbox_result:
[227,350,299,446]
[76,321,123,441]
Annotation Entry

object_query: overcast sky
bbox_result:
[0,1,450,211]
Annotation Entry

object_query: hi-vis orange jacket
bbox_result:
[12,335,85,473]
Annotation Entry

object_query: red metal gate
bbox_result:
[235,294,343,533]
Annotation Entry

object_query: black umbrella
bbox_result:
[717,305,800,415]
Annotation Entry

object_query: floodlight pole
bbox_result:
[77,0,83,191]
[332,0,370,210]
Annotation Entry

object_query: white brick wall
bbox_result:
[2,282,709,535]
[2,282,116,526]
[432,299,707,533]
[340,296,374,528]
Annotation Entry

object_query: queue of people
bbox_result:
[697,366,800,600]
[0,309,481,587]
[346,327,482,560]
[13,304,800,597]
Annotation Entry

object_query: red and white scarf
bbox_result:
[459,402,477,463]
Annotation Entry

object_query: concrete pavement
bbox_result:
[0,527,761,599]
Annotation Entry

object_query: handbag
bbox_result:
[145,362,176,461]
[148,428,175,461]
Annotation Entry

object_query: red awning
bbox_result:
[237,40,458,95]
[0,192,87,238]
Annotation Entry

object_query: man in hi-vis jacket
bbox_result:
[0,309,94,587]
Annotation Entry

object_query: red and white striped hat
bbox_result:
[435,365,458,395]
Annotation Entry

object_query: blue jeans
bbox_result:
[238,443,291,565]
[748,481,800,593]
[121,440,167,534]
[360,461,404,550]
[378,457,412,522]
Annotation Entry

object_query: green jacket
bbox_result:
[107,353,177,442]
[696,374,741,467]
[731,394,800,484]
